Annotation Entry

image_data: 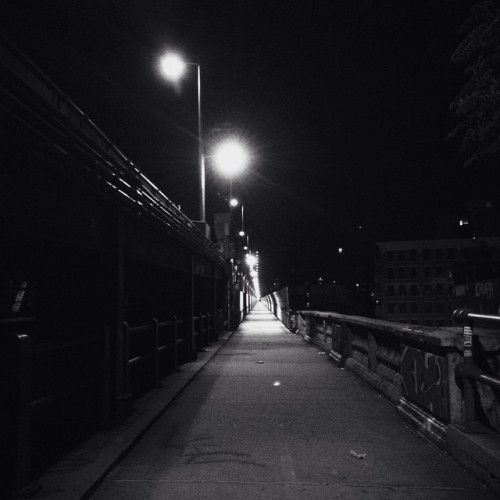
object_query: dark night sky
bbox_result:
[1,0,483,291]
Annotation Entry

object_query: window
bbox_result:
[424,249,431,260]
[398,250,406,261]
[435,266,444,277]
[436,302,445,313]
[425,302,433,313]
[399,302,407,313]
[410,284,418,296]
[388,303,395,314]
[409,250,417,261]
[424,284,432,295]
[387,251,394,262]
[398,268,406,279]
[399,285,406,296]
[387,285,394,296]
[447,248,456,260]
[409,267,417,278]
[387,268,395,279]
[410,302,418,313]
[435,284,444,295]
[436,249,444,260]
[424,267,432,278]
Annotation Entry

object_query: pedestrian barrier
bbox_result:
[452,308,500,432]
[262,290,500,495]
[2,309,223,496]
[2,331,105,495]
[124,311,217,399]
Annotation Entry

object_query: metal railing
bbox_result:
[0,33,224,266]
[453,308,500,432]
[123,311,218,399]
[4,332,106,494]
[3,308,223,494]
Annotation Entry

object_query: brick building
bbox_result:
[376,238,500,326]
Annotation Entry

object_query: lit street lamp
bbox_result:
[158,51,205,223]
[213,139,249,204]
[213,140,248,179]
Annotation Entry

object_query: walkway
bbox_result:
[90,303,495,499]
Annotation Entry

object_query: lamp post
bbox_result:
[159,52,205,223]
[228,197,245,238]
[213,140,250,326]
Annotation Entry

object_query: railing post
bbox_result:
[462,321,477,430]
[151,318,160,388]
[368,332,377,372]
[15,334,31,492]
[452,308,484,432]
[200,313,206,348]
[116,321,132,420]
[207,312,213,343]
[172,315,179,371]
[305,315,315,342]
[100,328,111,426]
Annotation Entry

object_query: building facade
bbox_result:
[376,238,500,326]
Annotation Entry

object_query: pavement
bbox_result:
[26,302,497,499]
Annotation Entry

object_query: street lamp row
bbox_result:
[158,51,249,225]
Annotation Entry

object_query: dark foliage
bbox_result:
[450,1,500,167]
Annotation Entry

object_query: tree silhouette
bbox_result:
[450,1,500,168]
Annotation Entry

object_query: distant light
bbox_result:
[246,254,257,267]
[239,230,245,237]
[159,52,186,81]
[338,248,343,254]
[273,381,281,387]
[229,198,239,207]
[459,219,469,226]
[214,141,248,178]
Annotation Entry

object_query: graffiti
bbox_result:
[400,346,449,420]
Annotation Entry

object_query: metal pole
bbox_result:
[196,64,205,222]
[463,322,476,429]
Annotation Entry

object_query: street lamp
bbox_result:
[158,51,205,223]
[213,140,249,179]
[213,139,249,203]
[226,196,246,238]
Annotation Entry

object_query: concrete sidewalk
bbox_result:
[85,303,495,499]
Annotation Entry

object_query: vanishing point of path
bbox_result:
[91,302,495,499]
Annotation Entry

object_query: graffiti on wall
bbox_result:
[400,345,449,420]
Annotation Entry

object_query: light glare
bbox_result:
[246,254,257,267]
[214,141,248,178]
[159,53,186,81]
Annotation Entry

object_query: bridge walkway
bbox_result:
[86,302,495,499]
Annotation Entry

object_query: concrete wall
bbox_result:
[290,309,500,495]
